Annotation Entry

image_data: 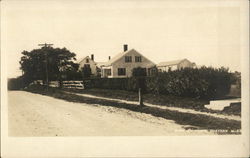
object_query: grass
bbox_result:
[63,88,241,116]
[24,85,241,132]
[64,88,208,109]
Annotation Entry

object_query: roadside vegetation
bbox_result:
[25,84,241,132]
[64,88,241,116]
[65,88,208,110]
[88,67,239,100]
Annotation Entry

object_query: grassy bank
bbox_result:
[64,88,241,116]
[65,88,208,109]
[24,85,241,132]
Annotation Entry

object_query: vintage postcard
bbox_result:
[1,0,249,157]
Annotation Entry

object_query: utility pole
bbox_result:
[138,77,145,106]
[38,43,53,91]
[139,88,144,106]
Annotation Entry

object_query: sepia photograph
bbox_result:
[1,0,249,157]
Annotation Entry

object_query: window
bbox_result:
[84,64,90,68]
[125,56,132,62]
[104,69,111,77]
[86,58,89,63]
[135,56,142,62]
[118,68,126,76]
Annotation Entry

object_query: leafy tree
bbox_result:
[230,71,241,88]
[81,65,92,79]
[19,46,78,86]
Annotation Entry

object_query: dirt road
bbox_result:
[8,91,212,136]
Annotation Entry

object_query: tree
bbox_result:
[19,46,78,86]
[81,65,92,79]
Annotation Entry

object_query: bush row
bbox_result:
[9,67,235,99]
[146,67,232,99]
[88,77,138,91]
[88,67,233,99]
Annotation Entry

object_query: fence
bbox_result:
[34,80,84,89]
[62,81,84,89]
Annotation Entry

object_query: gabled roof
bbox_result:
[104,49,155,66]
[157,59,188,67]
[104,49,132,66]
[96,62,106,67]
[77,56,96,64]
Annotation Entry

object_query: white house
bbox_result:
[78,54,98,76]
[157,59,196,72]
[101,45,155,78]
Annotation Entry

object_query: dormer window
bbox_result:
[125,56,132,62]
[86,58,89,63]
[135,56,142,62]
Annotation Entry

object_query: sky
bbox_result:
[1,0,245,78]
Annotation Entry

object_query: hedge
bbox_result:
[8,76,31,90]
[88,78,138,91]
[147,67,232,99]
[88,67,233,99]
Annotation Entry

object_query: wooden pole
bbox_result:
[45,51,49,91]
[38,43,53,91]
[139,88,144,106]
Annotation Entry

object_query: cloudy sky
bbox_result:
[1,0,246,78]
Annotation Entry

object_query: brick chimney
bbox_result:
[123,44,128,52]
[91,54,94,61]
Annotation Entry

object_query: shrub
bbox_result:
[89,67,233,99]
[62,70,82,80]
[146,67,232,99]
[89,77,137,92]
[81,65,92,79]
[8,76,31,90]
